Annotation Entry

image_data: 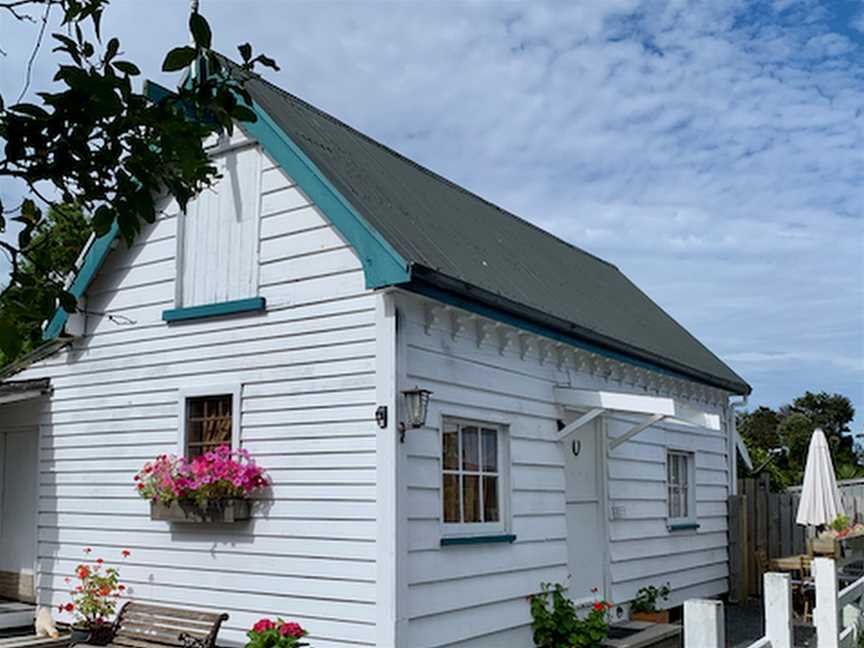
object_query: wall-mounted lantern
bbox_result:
[399,387,432,442]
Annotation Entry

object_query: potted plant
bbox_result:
[530,583,612,648]
[246,617,309,648]
[61,548,131,646]
[134,445,270,522]
[630,583,671,623]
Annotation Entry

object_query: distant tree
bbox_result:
[737,406,782,450]
[790,391,855,440]
[737,391,859,489]
[777,412,815,482]
[0,204,88,364]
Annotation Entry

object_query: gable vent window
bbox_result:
[178,141,261,307]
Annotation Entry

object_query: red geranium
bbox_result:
[252,619,275,633]
[246,617,307,648]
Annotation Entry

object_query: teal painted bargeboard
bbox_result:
[43,222,120,340]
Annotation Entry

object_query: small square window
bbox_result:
[442,418,508,535]
[185,394,233,458]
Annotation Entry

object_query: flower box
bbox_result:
[150,499,251,523]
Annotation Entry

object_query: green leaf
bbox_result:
[189,12,212,49]
[92,204,115,235]
[162,46,197,72]
[255,54,279,71]
[113,61,140,76]
[59,290,78,314]
[230,105,256,122]
[20,198,40,222]
[238,43,252,63]
[9,103,49,119]
[105,37,119,62]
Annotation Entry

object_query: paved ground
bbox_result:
[726,602,815,648]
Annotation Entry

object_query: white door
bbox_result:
[0,427,38,605]
[564,421,606,602]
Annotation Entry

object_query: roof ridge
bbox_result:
[241,64,619,272]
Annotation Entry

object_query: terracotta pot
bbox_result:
[631,610,670,624]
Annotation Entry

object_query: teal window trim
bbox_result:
[162,297,266,323]
[43,222,120,340]
[440,534,517,547]
[668,522,700,532]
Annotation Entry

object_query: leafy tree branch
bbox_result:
[0,0,276,361]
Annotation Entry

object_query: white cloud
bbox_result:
[0,0,861,418]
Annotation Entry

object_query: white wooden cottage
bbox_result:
[0,66,752,648]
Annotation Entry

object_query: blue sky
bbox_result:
[1,0,862,429]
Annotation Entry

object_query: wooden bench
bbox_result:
[80,603,228,648]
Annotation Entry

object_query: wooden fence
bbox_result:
[729,477,864,603]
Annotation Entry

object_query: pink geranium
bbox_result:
[134,446,270,506]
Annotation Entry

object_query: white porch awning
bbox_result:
[554,385,722,450]
[0,379,50,406]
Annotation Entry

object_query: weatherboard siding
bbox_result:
[606,413,731,607]
[395,292,732,647]
[14,139,380,648]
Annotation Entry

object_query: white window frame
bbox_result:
[666,449,696,527]
[177,385,241,457]
[440,415,511,538]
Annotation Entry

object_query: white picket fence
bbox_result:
[683,558,864,648]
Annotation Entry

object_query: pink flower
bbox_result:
[278,622,305,638]
[252,619,275,634]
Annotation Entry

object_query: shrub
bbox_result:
[630,583,671,614]
[530,583,611,648]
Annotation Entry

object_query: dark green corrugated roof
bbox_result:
[244,70,750,395]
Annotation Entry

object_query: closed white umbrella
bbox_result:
[796,428,845,526]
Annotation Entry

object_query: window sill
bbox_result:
[440,534,517,547]
[668,521,700,532]
[163,297,266,323]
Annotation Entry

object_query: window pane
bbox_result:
[462,426,479,472]
[680,457,689,487]
[483,476,499,522]
[443,474,460,523]
[669,486,680,518]
[443,427,459,471]
[681,485,689,517]
[187,395,232,458]
[463,475,481,522]
[482,428,498,472]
